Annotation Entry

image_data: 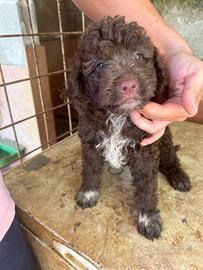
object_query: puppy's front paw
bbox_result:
[76,189,99,209]
[137,210,162,240]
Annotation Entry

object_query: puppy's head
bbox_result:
[68,16,166,114]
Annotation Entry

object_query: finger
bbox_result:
[140,128,165,146]
[130,111,153,133]
[130,111,171,134]
[182,73,203,116]
[140,101,189,121]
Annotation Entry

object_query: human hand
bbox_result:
[130,50,203,146]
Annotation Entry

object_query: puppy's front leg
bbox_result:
[76,143,103,208]
[129,149,162,240]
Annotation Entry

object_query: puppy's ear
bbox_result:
[67,57,84,113]
[153,48,167,94]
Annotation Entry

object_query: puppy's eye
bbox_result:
[96,62,105,69]
[133,52,143,60]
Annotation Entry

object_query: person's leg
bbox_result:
[0,214,40,270]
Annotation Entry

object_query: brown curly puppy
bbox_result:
[68,16,191,240]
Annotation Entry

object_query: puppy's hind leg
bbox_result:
[159,127,191,192]
[76,143,103,208]
[129,148,162,240]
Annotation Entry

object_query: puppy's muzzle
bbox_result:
[115,77,139,104]
[117,79,137,95]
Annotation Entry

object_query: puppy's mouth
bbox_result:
[113,96,137,106]
[110,98,143,113]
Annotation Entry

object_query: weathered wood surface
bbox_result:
[4,122,203,270]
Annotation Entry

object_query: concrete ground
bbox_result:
[4,121,203,270]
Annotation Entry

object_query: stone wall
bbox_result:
[152,0,203,59]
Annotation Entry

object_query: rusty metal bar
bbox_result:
[0,102,70,131]
[0,69,70,88]
[24,127,77,158]
[56,0,73,135]
[25,0,50,147]
[0,31,82,38]
[82,12,85,32]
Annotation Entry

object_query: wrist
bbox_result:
[160,48,192,64]
[154,25,192,58]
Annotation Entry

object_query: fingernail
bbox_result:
[191,103,198,115]
[140,142,146,147]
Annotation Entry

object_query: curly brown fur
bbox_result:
[67,16,190,240]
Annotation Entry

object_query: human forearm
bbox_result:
[73,0,191,56]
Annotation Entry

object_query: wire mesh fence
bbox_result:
[0,0,85,170]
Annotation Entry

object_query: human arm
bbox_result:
[73,0,190,55]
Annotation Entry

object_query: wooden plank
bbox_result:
[26,46,56,148]
[23,226,74,270]
[4,122,203,270]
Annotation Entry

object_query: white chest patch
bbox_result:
[96,114,131,169]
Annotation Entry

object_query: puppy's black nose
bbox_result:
[117,79,138,96]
